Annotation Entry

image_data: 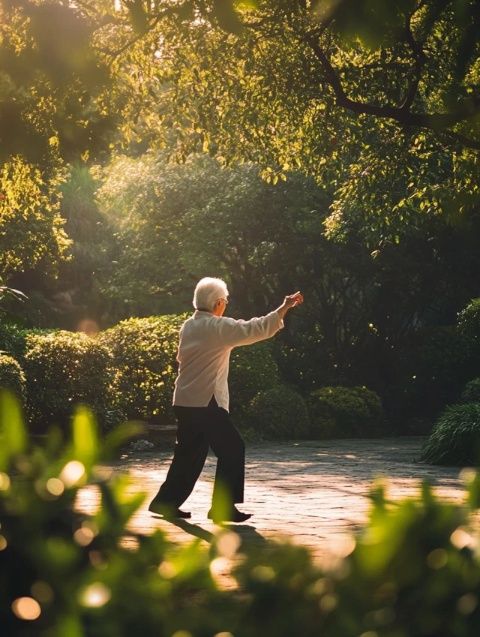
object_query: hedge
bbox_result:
[309,385,385,439]
[98,315,186,423]
[23,331,117,431]
[229,341,281,412]
[241,385,310,439]
[0,354,26,402]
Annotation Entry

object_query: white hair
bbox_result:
[193,277,229,311]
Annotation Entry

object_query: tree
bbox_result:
[95,153,330,320]
[67,0,479,251]
[84,1,480,155]
[0,157,70,285]
[0,0,115,166]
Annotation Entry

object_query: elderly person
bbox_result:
[149,277,303,523]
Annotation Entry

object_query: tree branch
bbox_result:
[400,10,427,111]
[305,34,480,134]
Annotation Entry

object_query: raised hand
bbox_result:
[284,291,304,309]
[277,291,304,320]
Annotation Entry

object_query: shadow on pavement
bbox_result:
[150,515,269,549]
[151,514,215,543]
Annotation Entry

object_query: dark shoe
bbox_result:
[207,506,252,524]
[149,501,191,519]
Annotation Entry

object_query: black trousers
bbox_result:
[152,397,245,510]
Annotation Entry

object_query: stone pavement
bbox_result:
[76,437,467,566]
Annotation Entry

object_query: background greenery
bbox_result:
[2,3,480,633]
[1,0,480,452]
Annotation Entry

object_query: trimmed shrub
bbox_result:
[98,315,186,423]
[0,322,29,360]
[240,385,310,439]
[461,378,480,403]
[309,385,385,439]
[421,403,480,466]
[24,331,116,431]
[0,354,26,401]
[229,341,281,411]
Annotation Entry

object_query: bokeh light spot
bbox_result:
[12,597,41,621]
[46,478,65,497]
[0,472,11,490]
[216,530,241,558]
[60,460,85,486]
[79,583,111,608]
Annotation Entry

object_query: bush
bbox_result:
[0,354,26,401]
[2,394,480,636]
[23,331,116,431]
[421,403,480,466]
[0,322,30,361]
[0,394,225,637]
[240,385,310,439]
[458,297,480,341]
[98,315,186,424]
[229,341,281,412]
[461,378,480,403]
[309,385,385,439]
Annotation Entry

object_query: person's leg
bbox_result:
[149,407,209,514]
[204,404,249,521]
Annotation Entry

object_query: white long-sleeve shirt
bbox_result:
[172,309,284,411]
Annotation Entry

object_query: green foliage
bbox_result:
[234,481,480,637]
[0,322,29,361]
[241,385,310,440]
[2,394,480,636]
[98,315,186,423]
[229,341,281,411]
[0,0,114,165]
[103,0,480,233]
[323,480,480,636]
[462,378,480,404]
[96,153,328,320]
[0,354,26,402]
[421,403,480,466]
[23,331,117,432]
[0,157,70,283]
[309,386,385,439]
[458,298,480,341]
[0,395,222,637]
[92,152,480,435]
[30,162,114,329]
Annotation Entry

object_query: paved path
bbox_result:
[77,437,467,567]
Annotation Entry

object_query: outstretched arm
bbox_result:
[217,291,304,348]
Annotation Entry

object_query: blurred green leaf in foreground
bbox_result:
[1,391,480,636]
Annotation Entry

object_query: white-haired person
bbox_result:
[149,277,303,523]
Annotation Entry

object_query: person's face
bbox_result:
[213,297,228,317]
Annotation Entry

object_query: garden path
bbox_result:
[77,437,467,568]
